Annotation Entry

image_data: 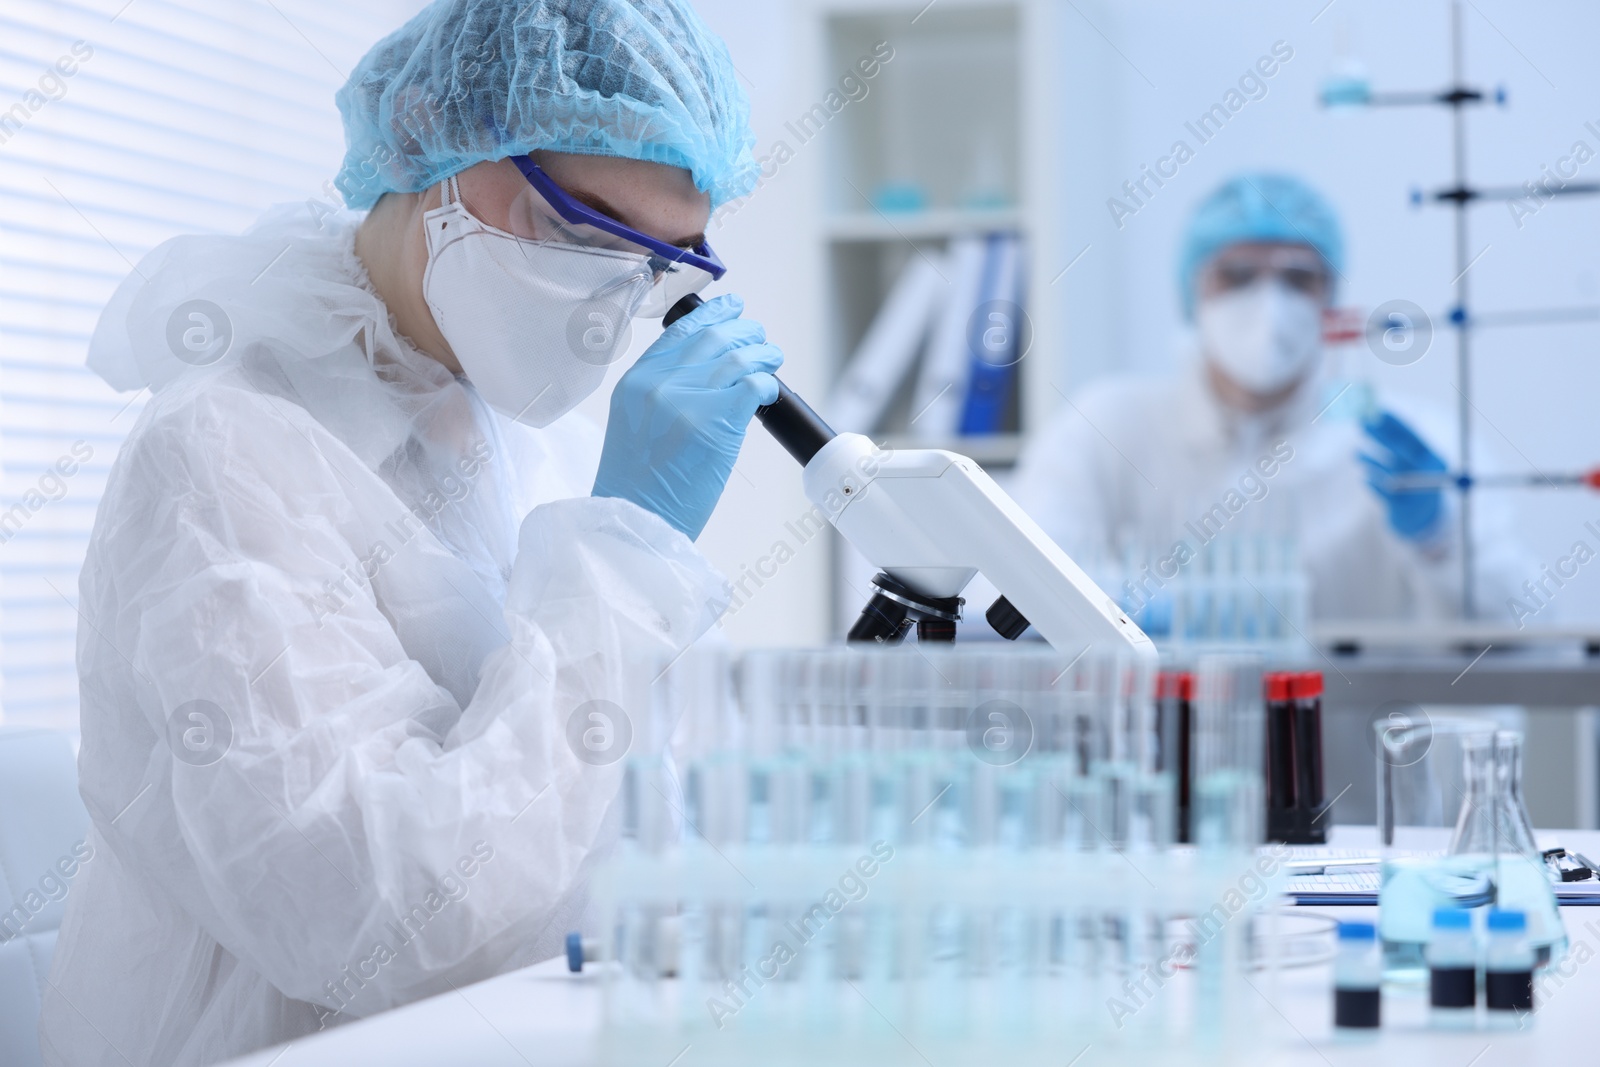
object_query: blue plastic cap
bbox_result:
[566,931,584,973]
[1432,908,1472,930]
[1488,909,1527,932]
[1338,921,1377,941]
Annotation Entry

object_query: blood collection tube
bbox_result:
[1264,672,1296,842]
[1174,671,1194,844]
[1291,670,1328,844]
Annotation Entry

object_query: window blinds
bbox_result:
[0,0,416,727]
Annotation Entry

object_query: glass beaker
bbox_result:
[1375,714,1498,983]
[1491,731,1566,965]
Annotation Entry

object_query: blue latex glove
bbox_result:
[593,295,782,540]
[1358,410,1447,542]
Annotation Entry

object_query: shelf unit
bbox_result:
[803,0,1066,637]
[822,208,1025,242]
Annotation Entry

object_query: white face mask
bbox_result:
[422,176,654,427]
[1197,279,1323,395]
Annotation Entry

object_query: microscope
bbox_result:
[664,296,1156,663]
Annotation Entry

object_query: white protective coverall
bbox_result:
[1011,360,1528,623]
[39,204,725,1066]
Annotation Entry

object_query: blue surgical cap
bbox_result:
[1178,173,1345,318]
[335,0,759,211]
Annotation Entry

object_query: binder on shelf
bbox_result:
[908,234,988,442]
[957,233,1024,436]
[825,252,946,434]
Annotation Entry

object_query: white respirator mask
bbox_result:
[422,176,654,427]
[1197,279,1324,395]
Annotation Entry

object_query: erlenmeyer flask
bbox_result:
[1433,728,1500,905]
[1448,730,1498,856]
[1490,731,1567,964]
[1378,717,1496,981]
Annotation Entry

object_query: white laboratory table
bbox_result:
[223,830,1600,1067]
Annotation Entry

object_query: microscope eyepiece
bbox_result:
[663,294,836,466]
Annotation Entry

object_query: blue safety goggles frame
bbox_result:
[511,155,726,282]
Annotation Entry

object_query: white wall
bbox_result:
[573,0,835,649]
[1049,0,1600,624]
[693,0,839,647]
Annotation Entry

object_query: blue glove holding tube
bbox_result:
[593,295,782,540]
[1358,410,1447,542]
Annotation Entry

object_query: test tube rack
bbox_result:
[593,843,1288,1066]
[584,646,1277,1066]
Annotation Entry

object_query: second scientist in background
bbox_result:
[1013,173,1522,623]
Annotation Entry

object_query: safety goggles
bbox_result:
[1205,246,1329,298]
[507,156,725,318]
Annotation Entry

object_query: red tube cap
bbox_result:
[1291,671,1324,700]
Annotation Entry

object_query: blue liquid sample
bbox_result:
[1378,855,1493,982]
[1429,966,1475,1009]
[1335,987,1380,1028]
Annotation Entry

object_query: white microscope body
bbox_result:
[802,432,1157,663]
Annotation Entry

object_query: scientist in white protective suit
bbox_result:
[40,2,780,1065]
[1012,173,1525,624]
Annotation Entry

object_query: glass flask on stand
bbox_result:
[1489,730,1566,966]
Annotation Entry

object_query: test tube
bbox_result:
[1191,654,1266,851]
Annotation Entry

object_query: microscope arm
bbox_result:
[802,432,1157,663]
